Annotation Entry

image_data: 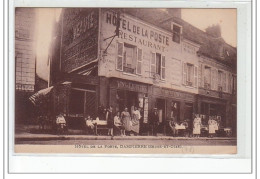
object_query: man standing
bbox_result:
[106,106,114,136]
[150,108,159,136]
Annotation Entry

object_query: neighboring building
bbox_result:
[15,8,36,123]
[50,8,237,135]
[35,74,48,91]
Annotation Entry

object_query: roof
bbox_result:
[120,8,237,66]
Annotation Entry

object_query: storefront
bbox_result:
[151,86,196,135]
[109,78,149,114]
[197,88,232,129]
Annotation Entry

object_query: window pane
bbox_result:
[118,43,123,56]
[125,46,134,68]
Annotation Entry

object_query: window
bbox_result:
[116,42,142,75]
[204,66,211,89]
[218,70,227,92]
[172,23,182,43]
[150,52,166,80]
[183,62,198,87]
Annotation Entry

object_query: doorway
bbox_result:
[156,98,166,134]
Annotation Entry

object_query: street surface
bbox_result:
[16,139,236,146]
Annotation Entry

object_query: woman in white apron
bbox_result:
[193,114,201,138]
[208,117,216,138]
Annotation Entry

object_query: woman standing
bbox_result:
[193,114,201,138]
[208,116,216,138]
[131,107,141,135]
[106,106,114,136]
[121,107,131,135]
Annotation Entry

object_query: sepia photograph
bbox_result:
[14,7,237,154]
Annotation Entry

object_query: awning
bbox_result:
[29,81,72,106]
[29,86,54,106]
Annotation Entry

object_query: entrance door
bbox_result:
[156,98,166,134]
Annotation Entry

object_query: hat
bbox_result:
[154,107,157,109]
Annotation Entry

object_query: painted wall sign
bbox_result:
[62,8,99,72]
[104,11,170,52]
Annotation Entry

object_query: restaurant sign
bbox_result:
[62,8,99,72]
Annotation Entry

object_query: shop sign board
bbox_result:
[110,79,148,93]
[153,87,194,101]
[62,8,99,72]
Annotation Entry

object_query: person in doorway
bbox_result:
[193,114,201,138]
[121,107,131,135]
[169,117,178,137]
[114,111,125,136]
[150,108,159,136]
[106,106,114,136]
[131,106,141,135]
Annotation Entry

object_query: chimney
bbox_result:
[205,24,221,38]
[166,8,181,19]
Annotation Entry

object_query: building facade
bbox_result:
[50,8,237,135]
[15,8,36,123]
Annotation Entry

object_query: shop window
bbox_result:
[150,52,166,80]
[116,42,142,75]
[204,66,211,89]
[183,62,198,87]
[172,23,182,43]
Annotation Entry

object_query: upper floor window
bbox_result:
[218,70,227,92]
[116,42,142,75]
[172,23,182,43]
[183,62,198,87]
[204,66,211,89]
[150,52,166,80]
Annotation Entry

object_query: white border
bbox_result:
[7,0,253,174]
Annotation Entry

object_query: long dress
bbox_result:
[131,110,141,134]
[193,117,201,135]
[121,111,131,131]
[209,119,216,134]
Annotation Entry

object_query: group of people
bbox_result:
[191,114,219,138]
[167,114,220,138]
[85,106,142,136]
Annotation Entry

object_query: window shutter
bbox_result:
[136,48,142,75]
[198,64,202,87]
[194,65,198,87]
[116,42,123,71]
[223,72,227,92]
[201,64,205,88]
[150,52,156,77]
[182,62,187,85]
[161,55,166,80]
[228,72,232,93]
[214,68,218,90]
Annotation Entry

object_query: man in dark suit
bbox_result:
[150,108,159,136]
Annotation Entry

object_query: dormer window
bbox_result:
[172,23,182,43]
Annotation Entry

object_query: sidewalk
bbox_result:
[15,124,237,141]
